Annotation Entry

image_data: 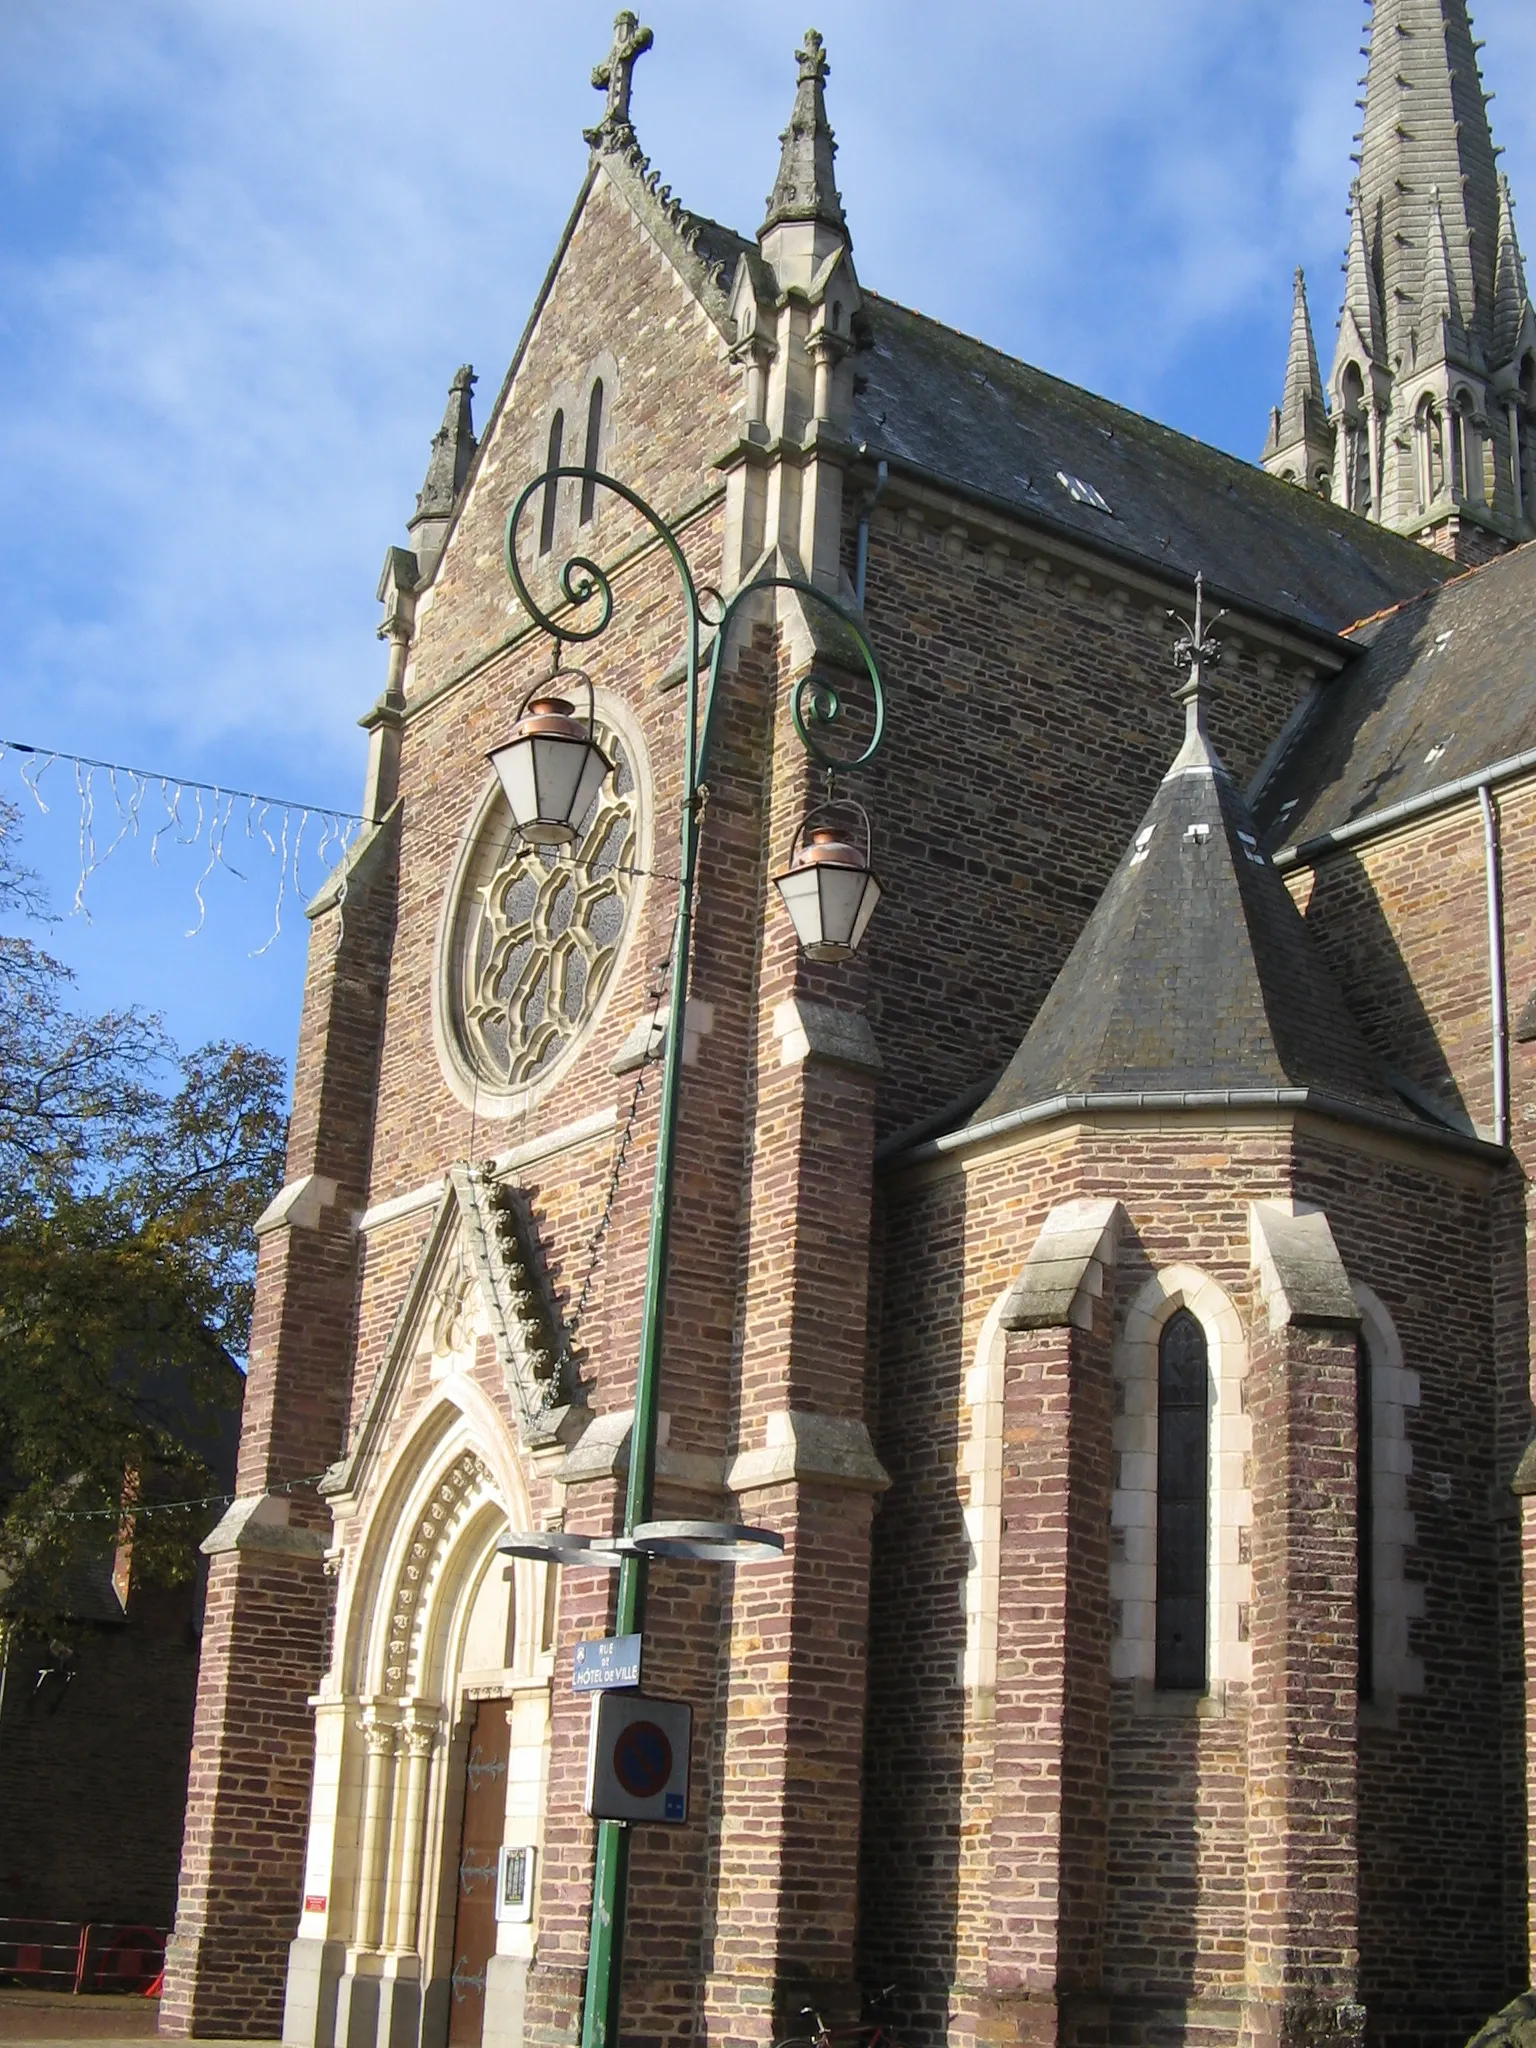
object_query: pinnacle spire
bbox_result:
[1278,271,1327,435]
[761,29,846,237]
[412,366,477,527]
[1341,182,1384,365]
[1355,0,1501,365]
[1493,173,1531,363]
[1262,270,1335,487]
[1418,184,1465,346]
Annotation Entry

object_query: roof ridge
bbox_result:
[1338,538,1534,640]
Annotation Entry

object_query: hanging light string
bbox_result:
[0,739,368,950]
[0,739,687,949]
[33,1469,333,1524]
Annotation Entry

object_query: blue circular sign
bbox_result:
[612,1718,673,1800]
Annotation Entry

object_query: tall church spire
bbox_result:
[1355,0,1500,367]
[1266,0,1533,559]
[761,29,845,236]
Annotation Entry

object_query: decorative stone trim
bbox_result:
[254,1173,339,1239]
[1249,1198,1361,1330]
[999,1197,1125,1332]
[330,1170,578,1499]
[305,804,400,921]
[380,1450,489,1697]
[726,1409,890,1496]
[771,998,882,1075]
[610,997,715,1074]
[554,1408,725,1494]
[1111,1266,1251,1689]
[201,1493,329,1559]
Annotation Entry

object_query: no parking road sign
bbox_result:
[585,1692,692,1824]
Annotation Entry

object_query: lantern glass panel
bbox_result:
[814,864,872,957]
[774,866,828,952]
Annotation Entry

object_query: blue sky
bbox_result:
[3,0,1534,1088]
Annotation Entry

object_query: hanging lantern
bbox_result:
[487,667,613,848]
[772,805,882,962]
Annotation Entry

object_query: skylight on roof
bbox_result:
[1056,470,1113,515]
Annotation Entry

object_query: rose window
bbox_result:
[448,720,640,1091]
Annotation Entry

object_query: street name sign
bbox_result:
[573,1633,643,1694]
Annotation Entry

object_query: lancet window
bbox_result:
[1155,1307,1210,1692]
[1418,396,1448,507]
[580,380,604,525]
[540,410,564,555]
[1339,364,1372,514]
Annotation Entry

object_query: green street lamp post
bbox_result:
[493,467,889,2048]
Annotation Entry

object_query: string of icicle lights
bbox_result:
[0,740,366,952]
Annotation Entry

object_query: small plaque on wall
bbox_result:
[495,1844,535,1924]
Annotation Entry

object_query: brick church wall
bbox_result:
[1291,1130,1514,2043]
[1284,780,1536,2026]
[168,95,1531,2048]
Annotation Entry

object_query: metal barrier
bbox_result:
[0,1919,167,1995]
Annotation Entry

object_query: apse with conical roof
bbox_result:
[971,598,1411,1134]
[1263,0,1536,558]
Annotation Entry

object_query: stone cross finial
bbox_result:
[586,11,653,148]
[797,28,829,84]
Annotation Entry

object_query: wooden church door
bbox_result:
[448,1700,511,2047]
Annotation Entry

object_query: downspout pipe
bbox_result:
[854,454,888,608]
[1479,782,1511,1148]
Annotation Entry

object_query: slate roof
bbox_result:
[848,293,1452,635]
[1254,540,1536,851]
[970,692,1413,1129]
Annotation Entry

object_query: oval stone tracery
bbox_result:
[448,720,640,1093]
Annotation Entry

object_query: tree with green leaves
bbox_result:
[0,798,287,1632]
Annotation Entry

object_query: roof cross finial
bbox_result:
[585,11,654,150]
[1167,572,1228,738]
[797,28,829,84]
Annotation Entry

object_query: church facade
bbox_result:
[160,8,1536,2048]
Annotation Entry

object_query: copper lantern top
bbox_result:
[511,695,589,743]
[791,825,865,870]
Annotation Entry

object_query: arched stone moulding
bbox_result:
[290,1371,555,2048]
